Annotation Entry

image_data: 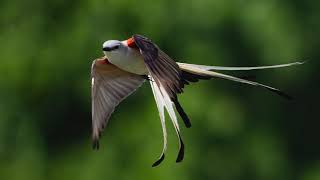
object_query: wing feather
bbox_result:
[133,35,187,164]
[133,35,191,129]
[91,58,145,149]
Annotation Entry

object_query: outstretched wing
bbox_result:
[91,57,145,149]
[132,35,187,165]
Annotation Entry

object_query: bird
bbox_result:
[90,34,303,167]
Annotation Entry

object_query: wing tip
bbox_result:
[92,136,100,150]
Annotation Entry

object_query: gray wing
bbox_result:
[91,58,145,149]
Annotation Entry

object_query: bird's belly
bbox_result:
[108,52,148,75]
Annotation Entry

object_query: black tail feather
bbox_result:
[181,70,211,84]
[172,98,191,128]
[176,135,185,163]
[152,154,165,167]
[264,87,293,100]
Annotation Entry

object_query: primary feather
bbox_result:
[91,58,145,149]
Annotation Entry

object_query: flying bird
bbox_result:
[90,34,303,166]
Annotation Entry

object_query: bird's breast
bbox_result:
[107,48,148,75]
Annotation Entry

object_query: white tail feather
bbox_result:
[150,79,167,166]
[178,62,297,99]
[150,78,184,165]
[177,61,304,71]
[158,83,184,162]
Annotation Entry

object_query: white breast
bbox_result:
[106,46,148,75]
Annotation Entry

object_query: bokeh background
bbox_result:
[0,0,319,179]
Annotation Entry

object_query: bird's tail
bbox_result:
[177,61,304,99]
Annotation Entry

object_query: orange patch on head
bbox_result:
[126,37,138,49]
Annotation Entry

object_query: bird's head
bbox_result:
[102,40,125,57]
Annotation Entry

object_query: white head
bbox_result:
[101,39,147,75]
[102,40,126,57]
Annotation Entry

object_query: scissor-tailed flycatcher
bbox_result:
[91,34,303,166]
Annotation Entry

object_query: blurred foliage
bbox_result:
[0,0,319,180]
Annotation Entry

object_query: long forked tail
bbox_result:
[178,61,304,99]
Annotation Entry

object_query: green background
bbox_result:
[0,0,319,179]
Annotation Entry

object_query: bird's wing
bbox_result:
[132,35,183,98]
[133,34,186,164]
[91,57,145,149]
[132,34,191,127]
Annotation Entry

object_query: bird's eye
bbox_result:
[103,45,120,51]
